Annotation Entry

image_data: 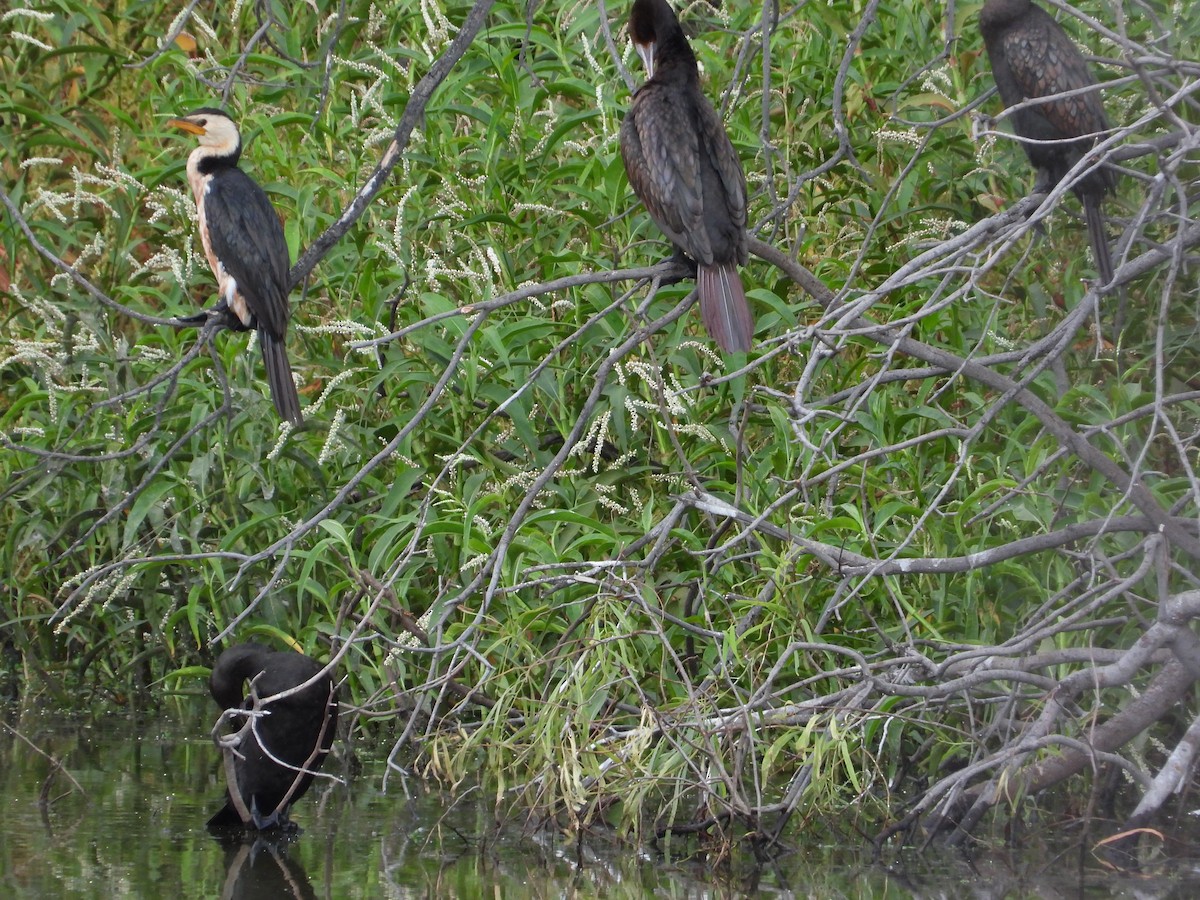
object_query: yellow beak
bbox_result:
[166,118,206,136]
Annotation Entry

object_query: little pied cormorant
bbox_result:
[979,0,1116,286]
[207,642,339,831]
[620,0,754,353]
[168,108,303,425]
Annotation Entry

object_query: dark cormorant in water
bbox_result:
[620,0,753,352]
[980,0,1116,285]
[208,642,338,831]
[168,109,303,424]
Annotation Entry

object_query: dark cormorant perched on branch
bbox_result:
[208,642,338,831]
[620,0,754,352]
[168,109,303,424]
[980,0,1116,285]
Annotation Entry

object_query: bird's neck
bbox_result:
[185,146,240,206]
[652,32,699,85]
[210,647,267,708]
[190,145,241,177]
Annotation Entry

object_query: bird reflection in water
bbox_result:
[210,829,316,900]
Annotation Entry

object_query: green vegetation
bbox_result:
[2,0,1198,853]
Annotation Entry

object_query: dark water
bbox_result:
[2,703,1199,898]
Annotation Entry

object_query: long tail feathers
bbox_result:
[1085,194,1125,342]
[259,330,303,425]
[697,263,753,353]
[1085,195,1114,288]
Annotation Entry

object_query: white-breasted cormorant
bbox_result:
[168,109,303,423]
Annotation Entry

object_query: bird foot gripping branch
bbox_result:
[173,304,227,328]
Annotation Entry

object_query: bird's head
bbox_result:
[628,0,693,81]
[628,0,661,79]
[167,107,241,158]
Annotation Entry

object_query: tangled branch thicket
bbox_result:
[2,0,1198,850]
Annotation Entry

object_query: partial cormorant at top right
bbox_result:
[979,0,1116,285]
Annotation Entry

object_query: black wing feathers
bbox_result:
[204,168,302,423]
[205,168,292,339]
